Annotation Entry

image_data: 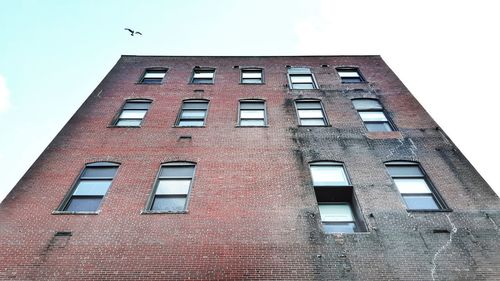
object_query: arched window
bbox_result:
[295,99,328,126]
[59,162,119,212]
[352,98,395,132]
[176,99,209,127]
[147,162,196,212]
[114,99,152,127]
[385,161,448,211]
[238,99,267,126]
[191,67,215,84]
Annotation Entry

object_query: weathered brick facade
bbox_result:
[0,55,498,280]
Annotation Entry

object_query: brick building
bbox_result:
[0,55,498,280]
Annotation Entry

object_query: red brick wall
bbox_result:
[1,56,498,280]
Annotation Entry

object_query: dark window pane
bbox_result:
[300,119,326,126]
[65,197,102,212]
[82,167,118,178]
[116,119,142,127]
[323,222,356,234]
[365,122,393,132]
[240,119,265,126]
[123,102,151,110]
[296,102,322,109]
[151,196,187,211]
[144,70,166,76]
[182,102,208,109]
[387,165,423,177]
[341,77,363,83]
[241,78,262,84]
[292,83,315,89]
[141,78,163,84]
[160,166,195,178]
[240,102,264,110]
[178,120,205,127]
[192,78,213,84]
[403,195,439,210]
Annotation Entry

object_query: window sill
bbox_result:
[107,125,142,128]
[314,185,354,188]
[52,211,99,215]
[341,81,368,84]
[239,82,265,85]
[188,82,214,85]
[407,208,453,213]
[141,210,188,214]
[173,125,206,128]
[134,82,164,85]
[298,125,332,128]
[323,231,371,235]
[289,89,321,91]
[235,125,269,128]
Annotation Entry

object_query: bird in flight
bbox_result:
[124,28,142,36]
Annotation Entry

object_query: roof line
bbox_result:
[120,54,381,58]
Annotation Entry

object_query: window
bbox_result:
[114,99,152,127]
[385,161,447,211]
[241,68,263,84]
[59,162,119,212]
[319,203,357,234]
[310,162,351,187]
[337,68,365,83]
[191,68,215,84]
[239,100,266,126]
[148,163,195,212]
[309,162,366,234]
[295,100,328,126]
[176,100,209,127]
[352,99,395,132]
[288,67,317,89]
[140,69,167,84]
[310,163,350,186]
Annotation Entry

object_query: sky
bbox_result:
[0,0,499,202]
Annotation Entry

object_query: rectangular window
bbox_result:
[149,163,195,212]
[310,164,349,186]
[288,67,317,89]
[241,69,263,84]
[295,100,327,126]
[140,69,167,84]
[239,100,266,126]
[310,162,366,234]
[337,68,365,83]
[319,203,357,233]
[386,162,447,211]
[61,162,119,212]
[176,100,209,127]
[352,99,394,132]
[115,100,152,127]
[191,68,215,84]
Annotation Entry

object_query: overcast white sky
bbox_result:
[0,0,499,202]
